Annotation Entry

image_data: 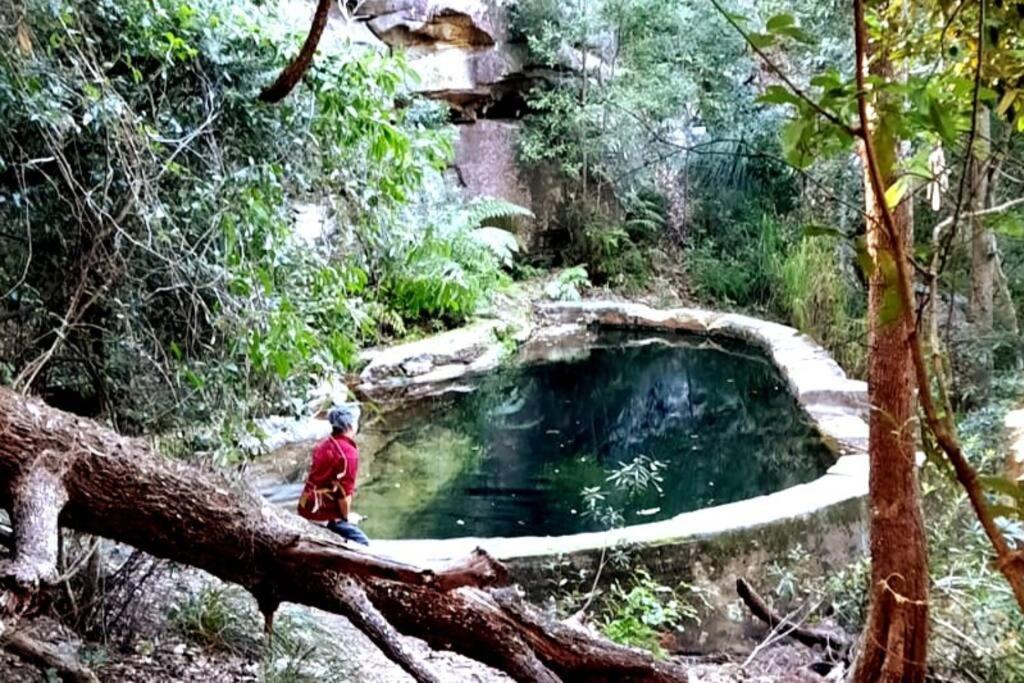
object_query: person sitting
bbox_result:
[296,403,369,546]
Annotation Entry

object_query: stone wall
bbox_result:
[361,300,870,646]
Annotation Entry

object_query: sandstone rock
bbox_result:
[407,44,529,116]
[454,120,530,207]
[360,0,502,50]
[453,120,566,255]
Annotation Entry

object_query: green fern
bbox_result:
[624,192,666,238]
[458,197,535,231]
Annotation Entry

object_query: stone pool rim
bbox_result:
[369,300,869,565]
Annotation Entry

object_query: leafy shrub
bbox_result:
[383,231,505,324]
[688,213,787,306]
[559,198,653,287]
[0,0,508,447]
[544,266,592,301]
[600,570,689,657]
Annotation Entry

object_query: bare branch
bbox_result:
[1,630,98,683]
[736,578,850,655]
[334,577,441,683]
[259,0,332,103]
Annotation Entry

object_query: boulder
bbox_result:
[359,0,503,50]
[406,43,530,118]
[453,119,566,257]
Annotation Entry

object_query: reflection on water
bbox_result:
[266,332,833,539]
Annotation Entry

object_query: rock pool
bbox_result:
[263,330,834,540]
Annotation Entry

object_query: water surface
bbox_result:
[266,331,833,539]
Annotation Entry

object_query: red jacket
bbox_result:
[297,435,359,522]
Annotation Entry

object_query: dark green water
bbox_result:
[266,332,834,539]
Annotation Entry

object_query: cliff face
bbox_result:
[277,0,565,257]
[359,0,526,120]
[358,1,565,258]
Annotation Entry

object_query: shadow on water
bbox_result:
[264,331,834,539]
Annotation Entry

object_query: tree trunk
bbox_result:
[851,4,930,680]
[969,106,996,388]
[0,387,686,683]
[994,254,1020,338]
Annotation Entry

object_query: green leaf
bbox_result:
[780,118,812,169]
[980,475,1024,501]
[928,99,957,144]
[884,176,911,209]
[978,86,999,104]
[183,369,205,390]
[776,26,814,44]
[989,212,1024,238]
[766,13,796,31]
[748,33,775,49]
[758,85,803,107]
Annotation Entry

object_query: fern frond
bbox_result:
[461,196,535,230]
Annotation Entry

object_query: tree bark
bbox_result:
[969,106,996,388]
[851,4,930,681]
[993,253,1020,339]
[259,0,332,103]
[0,387,686,683]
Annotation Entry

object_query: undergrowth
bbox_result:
[170,584,362,681]
[760,373,1024,681]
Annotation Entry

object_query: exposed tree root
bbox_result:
[735,578,850,657]
[0,387,685,682]
[1,630,98,683]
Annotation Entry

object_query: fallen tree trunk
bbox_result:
[736,578,850,657]
[0,387,686,682]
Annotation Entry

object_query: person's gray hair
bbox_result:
[328,403,361,433]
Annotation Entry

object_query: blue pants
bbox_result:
[327,519,369,546]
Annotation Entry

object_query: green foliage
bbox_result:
[170,585,260,656]
[767,377,1024,679]
[458,196,535,231]
[688,211,867,377]
[544,266,591,302]
[383,228,506,324]
[605,454,666,496]
[764,543,870,633]
[0,0,505,449]
[459,197,533,267]
[170,585,366,681]
[689,213,788,306]
[917,375,1024,680]
[558,198,654,287]
[778,235,866,375]
[599,570,693,657]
